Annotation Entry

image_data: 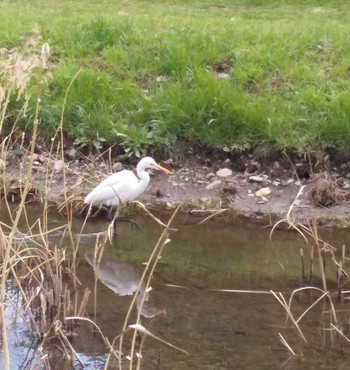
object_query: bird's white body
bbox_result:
[84,157,171,207]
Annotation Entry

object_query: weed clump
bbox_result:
[309,173,350,207]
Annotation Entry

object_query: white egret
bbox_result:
[84,156,172,208]
[83,156,172,241]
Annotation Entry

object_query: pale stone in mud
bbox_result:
[249,175,266,183]
[112,162,123,172]
[66,148,77,160]
[255,187,272,197]
[281,178,294,186]
[216,168,232,178]
[206,173,216,179]
[206,179,222,190]
[53,159,65,173]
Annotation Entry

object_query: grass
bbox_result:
[1,0,350,156]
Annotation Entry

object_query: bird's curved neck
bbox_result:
[135,169,150,197]
[137,168,150,184]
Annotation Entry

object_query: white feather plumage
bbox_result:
[84,157,171,207]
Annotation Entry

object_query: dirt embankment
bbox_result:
[4,146,350,226]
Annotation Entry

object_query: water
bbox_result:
[2,205,350,369]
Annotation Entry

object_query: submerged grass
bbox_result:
[2,0,350,155]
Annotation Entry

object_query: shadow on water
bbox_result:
[2,204,350,369]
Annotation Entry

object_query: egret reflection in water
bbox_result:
[85,252,161,319]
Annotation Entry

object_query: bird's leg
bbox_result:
[113,216,140,231]
[108,206,140,231]
[107,205,115,219]
[108,207,141,246]
[111,207,120,245]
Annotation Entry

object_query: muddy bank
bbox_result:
[4,147,350,227]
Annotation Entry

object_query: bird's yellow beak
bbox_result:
[155,164,173,175]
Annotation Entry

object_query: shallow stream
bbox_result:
[2,205,350,369]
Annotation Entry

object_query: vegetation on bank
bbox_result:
[1,0,350,157]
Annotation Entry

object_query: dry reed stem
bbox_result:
[0,59,44,369]
[331,324,350,345]
[129,324,189,355]
[210,288,271,294]
[65,316,121,358]
[197,208,229,225]
[132,209,180,370]
[92,233,106,327]
[54,320,85,367]
[288,288,329,324]
[278,333,296,356]
[133,200,178,230]
[270,290,307,342]
[270,185,308,243]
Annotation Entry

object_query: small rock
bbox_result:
[274,161,280,169]
[206,173,216,179]
[222,146,230,153]
[224,158,231,164]
[343,182,350,190]
[112,162,123,172]
[294,180,301,186]
[166,202,175,209]
[66,148,77,160]
[255,187,272,197]
[281,178,294,186]
[272,181,280,187]
[206,179,222,190]
[32,153,41,162]
[249,175,265,183]
[216,168,233,178]
[53,159,65,173]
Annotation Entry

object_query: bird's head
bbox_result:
[138,157,173,175]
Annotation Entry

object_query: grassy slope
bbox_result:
[1,0,350,155]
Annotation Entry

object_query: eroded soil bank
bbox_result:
[3,145,350,226]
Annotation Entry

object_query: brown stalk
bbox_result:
[270,290,307,342]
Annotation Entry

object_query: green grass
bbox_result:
[2,0,350,155]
